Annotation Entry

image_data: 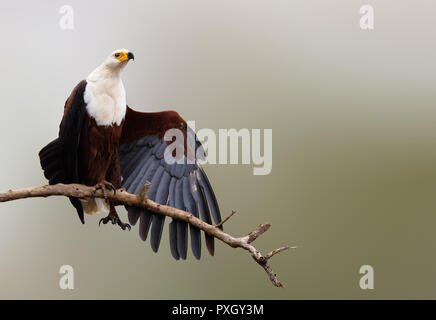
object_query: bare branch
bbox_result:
[0,183,294,287]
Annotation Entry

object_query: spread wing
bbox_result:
[119,106,222,260]
[39,80,88,224]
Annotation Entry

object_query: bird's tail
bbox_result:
[39,138,85,224]
[39,138,66,185]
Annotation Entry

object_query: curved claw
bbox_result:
[99,218,109,226]
[95,181,117,197]
[103,181,117,195]
[119,222,131,231]
[110,185,117,195]
[98,208,130,231]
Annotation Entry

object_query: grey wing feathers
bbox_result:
[119,135,222,259]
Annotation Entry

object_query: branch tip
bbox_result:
[247,223,270,243]
[265,245,294,260]
[215,210,236,228]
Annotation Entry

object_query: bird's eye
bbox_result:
[114,53,120,58]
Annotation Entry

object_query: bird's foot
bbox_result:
[95,180,117,199]
[99,211,131,231]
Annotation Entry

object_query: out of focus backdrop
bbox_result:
[0,0,435,299]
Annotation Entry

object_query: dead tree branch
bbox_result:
[0,183,294,287]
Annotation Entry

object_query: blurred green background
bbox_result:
[0,0,435,299]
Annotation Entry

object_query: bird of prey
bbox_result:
[38,49,222,260]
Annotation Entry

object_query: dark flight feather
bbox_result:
[183,176,201,259]
[119,107,222,259]
[39,80,88,224]
[127,206,141,226]
[175,179,188,260]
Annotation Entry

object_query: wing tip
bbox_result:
[139,211,152,241]
[205,235,215,256]
[127,206,140,226]
[151,243,159,253]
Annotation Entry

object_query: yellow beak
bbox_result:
[116,51,134,62]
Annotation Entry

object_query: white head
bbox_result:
[105,48,134,67]
[88,49,134,80]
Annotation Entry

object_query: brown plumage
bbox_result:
[79,115,124,187]
[78,115,124,214]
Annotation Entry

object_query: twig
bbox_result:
[0,183,293,287]
[215,210,236,228]
[265,246,297,260]
[139,181,151,204]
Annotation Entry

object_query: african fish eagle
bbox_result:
[38,49,222,260]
